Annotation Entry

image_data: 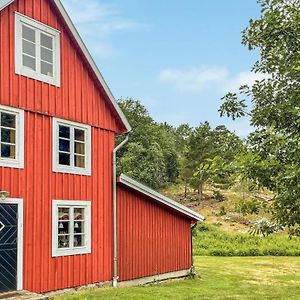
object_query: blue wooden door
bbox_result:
[0,204,18,292]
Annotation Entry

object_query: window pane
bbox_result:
[1,144,15,159]
[74,208,84,220]
[74,221,84,234]
[1,128,16,144]
[40,33,53,49]
[75,142,85,155]
[41,61,53,77]
[22,40,36,57]
[58,235,69,249]
[75,155,85,168]
[23,55,36,71]
[74,235,84,247]
[58,208,70,220]
[41,47,53,63]
[59,139,70,152]
[22,25,35,42]
[58,221,69,234]
[74,129,85,142]
[59,126,70,139]
[1,113,16,128]
[59,153,70,166]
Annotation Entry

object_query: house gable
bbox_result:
[0,0,130,133]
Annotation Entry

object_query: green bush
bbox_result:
[212,190,226,202]
[193,224,300,256]
[219,205,227,216]
[235,199,262,215]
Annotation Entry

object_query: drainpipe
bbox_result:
[112,134,129,287]
[191,222,197,274]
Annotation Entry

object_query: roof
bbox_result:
[0,0,131,133]
[117,174,205,222]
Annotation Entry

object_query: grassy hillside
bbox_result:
[162,184,300,256]
[161,184,275,234]
[53,256,300,300]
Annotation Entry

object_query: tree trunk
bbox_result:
[199,184,203,200]
[184,181,187,198]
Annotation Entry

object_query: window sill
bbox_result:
[16,67,60,87]
[52,246,91,257]
[52,165,91,176]
[0,159,24,169]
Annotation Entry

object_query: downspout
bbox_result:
[190,222,197,275]
[112,134,129,287]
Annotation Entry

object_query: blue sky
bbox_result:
[62,0,263,136]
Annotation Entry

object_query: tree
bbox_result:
[117,98,179,189]
[219,0,300,227]
[183,122,243,197]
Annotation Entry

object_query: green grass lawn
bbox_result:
[53,256,300,300]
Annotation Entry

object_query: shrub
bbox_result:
[249,218,283,237]
[193,224,300,256]
[212,190,226,202]
[235,199,261,215]
[219,206,227,216]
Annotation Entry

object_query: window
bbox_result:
[15,12,60,87]
[52,200,91,257]
[52,118,91,175]
[0,105,24,169]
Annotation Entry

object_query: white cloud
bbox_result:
[158,67,229,92]
[225,71,270,92]
[62,0,145,58]
[159,66,269,94]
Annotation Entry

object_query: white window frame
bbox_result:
[0,105,24,169]
[52,117,92,176]
[52,200,92,257]
[15,12,61,87]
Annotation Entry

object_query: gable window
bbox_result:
[52,118,91,175]
[0,105,24,169]
[52,200,91,257]
[15,12,60,87]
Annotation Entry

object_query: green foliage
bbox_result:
[118,98,243,194]
[193,224,300,256]
[184,123,244,195]
[219,205,227,216]
[249,218,283,237]
[117,99,179,189]
[235,199,262,215]
[212,190,226,202]
[219,0,300,227]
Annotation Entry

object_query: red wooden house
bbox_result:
[0,0,204,294]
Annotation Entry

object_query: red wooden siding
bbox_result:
[0,111,115,293]
[117,185,192,282]
[0,0,125,134]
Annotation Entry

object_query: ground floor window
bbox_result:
[52,200,91,257]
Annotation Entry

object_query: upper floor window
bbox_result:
[52,118,91,176]
[15,13,60,87]
[0,105,24,169]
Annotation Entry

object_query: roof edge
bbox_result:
[51,0,131,133]
[118,174,205,222]
[0,0,132,133]
[0,0,14,10]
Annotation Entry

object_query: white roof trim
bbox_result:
[0,0,14,11]
[118,174,205,222]
[0,0,131,133]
